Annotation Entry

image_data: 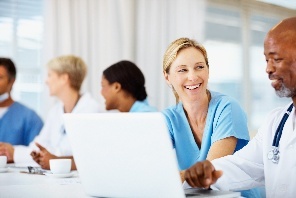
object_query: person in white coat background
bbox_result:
[0,55,101,170]
[183,17,296,198]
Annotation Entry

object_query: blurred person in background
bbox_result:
[0,55,101,170]
[101,60,157,112]
[0,58,43,155]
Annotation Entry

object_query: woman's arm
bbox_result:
[180,136,237,183]
[206,136,237,161]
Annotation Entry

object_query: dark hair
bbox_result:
[103,60,147,101]
[0,58,16,81]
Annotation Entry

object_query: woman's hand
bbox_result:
[32,143,57,170]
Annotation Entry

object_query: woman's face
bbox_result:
[46,69,66,96]
[101,75,119,110]
[164,47,209,102]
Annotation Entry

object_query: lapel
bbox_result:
[281,108,296,147]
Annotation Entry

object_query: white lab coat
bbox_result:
[14,92,102,165]
[212,102,296,198]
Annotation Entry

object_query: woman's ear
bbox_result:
[163,71,171,86]
[60,73,70,84]
[113,82,121,92]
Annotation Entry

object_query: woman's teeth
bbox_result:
[185,84,201,90]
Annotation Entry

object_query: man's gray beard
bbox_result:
[275,84,296,98]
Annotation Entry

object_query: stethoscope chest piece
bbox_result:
[267,147,280,164]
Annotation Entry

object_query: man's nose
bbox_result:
[265,60,275,74]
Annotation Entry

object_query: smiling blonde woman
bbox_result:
[161,38,260,198]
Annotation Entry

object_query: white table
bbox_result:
[0,166,90,197]
[1,166,242,198]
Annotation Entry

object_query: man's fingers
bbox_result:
[185,163,203,188]
[189,163,208,189]
[0,149,4,155]
[0,144,6,152]
[185,169,197,187]
[184,160,221,189]
[200,161,215,187]
[212,170,223,182]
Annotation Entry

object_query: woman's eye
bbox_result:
[178,69,187,72]
[197,65,205,69]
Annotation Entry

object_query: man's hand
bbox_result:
[31,143,57,170]
[0,142,14,163]
[184,160,223,189]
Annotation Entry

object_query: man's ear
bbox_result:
[8,78,15,92]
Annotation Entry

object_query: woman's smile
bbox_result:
[184,83,201,90]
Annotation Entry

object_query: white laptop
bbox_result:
[63,113,240,198]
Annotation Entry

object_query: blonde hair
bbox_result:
[47,55,87,91]
[163,38,209,102]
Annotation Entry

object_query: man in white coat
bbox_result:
[183,17,296,198]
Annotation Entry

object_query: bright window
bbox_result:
[0,0,44,115]
[204,2,293,134]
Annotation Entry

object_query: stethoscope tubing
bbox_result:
[268,103,294,164]
[272,103,294,147]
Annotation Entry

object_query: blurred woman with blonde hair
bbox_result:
[1,55,101,170]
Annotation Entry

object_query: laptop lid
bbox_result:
[64,113,185,198]
[64,113,240,198]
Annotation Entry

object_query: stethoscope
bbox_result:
[267,103,294,164]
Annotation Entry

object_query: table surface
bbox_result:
[0,165,90,197]
[1,165,242,198]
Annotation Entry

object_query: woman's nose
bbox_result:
[188,70,198,81]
